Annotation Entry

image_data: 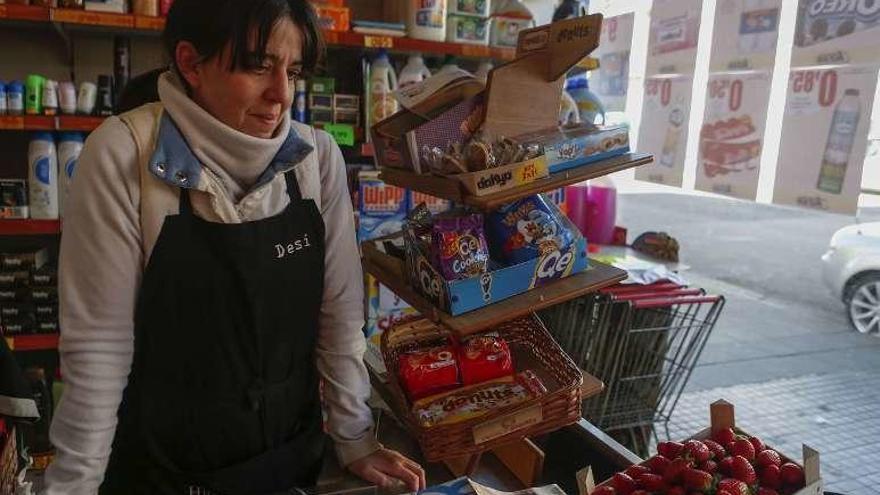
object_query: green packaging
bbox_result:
[25,74,45,116]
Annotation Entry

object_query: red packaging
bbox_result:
[398,342,460,400]
[458,333,514,385]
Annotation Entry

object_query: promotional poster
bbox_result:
[792,0,880,67]
[590,13,635,112]
[774,64,879,214]
[646,0,704,75]
[709,0,783,71]
[635,74,694,187]
[696,71,773,200]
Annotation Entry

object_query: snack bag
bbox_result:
[432,212,490,281]
[398,341,461,400]
[458,332,514,385]
[412,370,548,428]
[487,195,575,265]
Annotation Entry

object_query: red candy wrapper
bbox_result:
[458,332,514,385]
[398,342,461,400]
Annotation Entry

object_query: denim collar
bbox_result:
[148,113,314,190]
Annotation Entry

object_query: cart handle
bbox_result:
[600,281,683,294]
[610,288,704,302]
[632,295,723,309]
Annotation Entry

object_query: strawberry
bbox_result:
[757,488,779,495]
[612,473,637,495]
[667,487,686,495]
[591,486,616,495]
[719,456,735,476]
[717,478,749,495]
[624,465,652,479]
[664,458,692,483]
[713,427,737,445]
[749,436,766,453]
[756,449,783,468]
[658,441,685,459]
[636,473,666,492]
[760,464,782,489]
[703,439,727,460]
[731,455,757,485]
[684,440,712,463]
[780,463,805,487]
[725,442,736,455]
[732,439,756,461]
[647,455,671,475]
[683,468,713,492]
[699,460,718,475]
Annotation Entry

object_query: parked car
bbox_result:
[822,222,880,336]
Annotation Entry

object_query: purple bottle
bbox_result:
[565,177,617,245]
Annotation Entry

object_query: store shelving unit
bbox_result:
[0,220,62,236]
[4,333,59,352]
[0,115,105,132]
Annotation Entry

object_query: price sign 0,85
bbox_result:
[791,70,837,108]
[646,79,673,107]
[709,79,743,112]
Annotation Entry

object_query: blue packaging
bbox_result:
[516,123,630,174]
[486,195,576,266]
[357,171,409,242]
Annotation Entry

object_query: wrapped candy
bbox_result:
[486,195,575,265]
[432,212,490,281]
[398,340,461,400]
[458,332,514,385]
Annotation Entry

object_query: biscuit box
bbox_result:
[409,191,453,215]
[404,200,589,316]
[357,171,409,243]
[515,123,631,174]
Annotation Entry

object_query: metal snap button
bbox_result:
[174,171,188,184]
[155,163,166,175]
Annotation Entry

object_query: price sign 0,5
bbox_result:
[709,79,744,112]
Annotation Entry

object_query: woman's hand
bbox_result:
[347,448,427,492]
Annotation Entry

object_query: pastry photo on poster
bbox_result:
[773,64,879,214]
[696,71,773,200]
[709,0,782,71]
[635,74,694,187]
[792,0,880,67]
[590,13,635,112]
[646,0,703,75]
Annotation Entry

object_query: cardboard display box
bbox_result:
[371,15,603,188]
[516,124,631,174]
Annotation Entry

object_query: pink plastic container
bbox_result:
[564,178,617,245]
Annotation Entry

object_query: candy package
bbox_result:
[432,212,490,281]
[486,195,575,265]
[413,370,547,428]
[458,332,514,386]
[398,340,461,400]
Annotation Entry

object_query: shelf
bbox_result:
[362,240,627,336]
[0,8,515,59]
[0,220,62,235]
[0,115,106,131]
[5,333,59,352]
[379,152,654,210]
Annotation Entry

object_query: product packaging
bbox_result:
[398,340,461,400]
[458,332,514,385]
[486,195,575,265]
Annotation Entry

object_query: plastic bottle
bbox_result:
[58,81,77,115]
[659,107,685,168]
[399,54,433,88]
[58,132,83,218]
[42,79,59,116]
[564,176,617,244]
[552,0,588,21]
[7,81,24,116]
[28,132,59,220]
[407,0,448,42]
[817,89,861,194]
[25,74,45,116]
[96,75,115,116]
[0,81,6,115]
[77,81,97,115]
[475,60,494,84]
[369,50,399,128]
[491,0,534,48]
[293,79,307,123]
[565,73,605,125]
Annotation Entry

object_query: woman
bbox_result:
[44,1,425,493]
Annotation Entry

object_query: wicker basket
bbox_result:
[381,314,583,462]
[0,425,18,495]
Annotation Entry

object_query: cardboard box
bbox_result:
[365,273,419,337]
[515,123,630,174]
[358,171,409,243]
[408,191,452,215]
[404,203,589,315]
[372,15,603,174]
[314,5,350,32]
[454,155,549,197]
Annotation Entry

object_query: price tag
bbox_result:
[324,124,355,147]
[787,69,838,117]
[364,36,393,49]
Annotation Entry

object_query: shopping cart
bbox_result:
[539,281,725,456]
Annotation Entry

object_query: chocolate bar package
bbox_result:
[0,303,34,319]
[0,271,30,289]
[486,195,575,265]
[31,267,57,287]
[458,332,514,386]
[29,287,58,303]
[34,304,57,320]
[1,247,49,271]
[0,288,29,303]
[2,315,36,335]
[398,340,461,400]
[432,212,490,281]
[36,320,59,334]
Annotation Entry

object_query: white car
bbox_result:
[822,222,880,336]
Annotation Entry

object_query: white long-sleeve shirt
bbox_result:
[44,72,378,494]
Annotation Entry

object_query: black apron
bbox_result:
[102,171,327,495]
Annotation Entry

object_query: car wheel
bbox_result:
[845,273,880,335]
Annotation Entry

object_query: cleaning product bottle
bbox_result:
[553,0,588,21]
[559,89,580,125]
[25,74,45,116]
[28,132,59,220]
[475,60,494,84]
[437,55,463,76]
[566,72,605,125]
[58,132,83,218]
[399,54,433,88]
[565,176,617,244]
[491,0,534,48]
[42,79,59,116]
[369,49,399,128]
[407,0,448,42]
[293,79,307,123]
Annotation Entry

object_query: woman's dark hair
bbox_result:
[163,0,324,76]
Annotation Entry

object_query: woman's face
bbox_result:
[184,17,304,139]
